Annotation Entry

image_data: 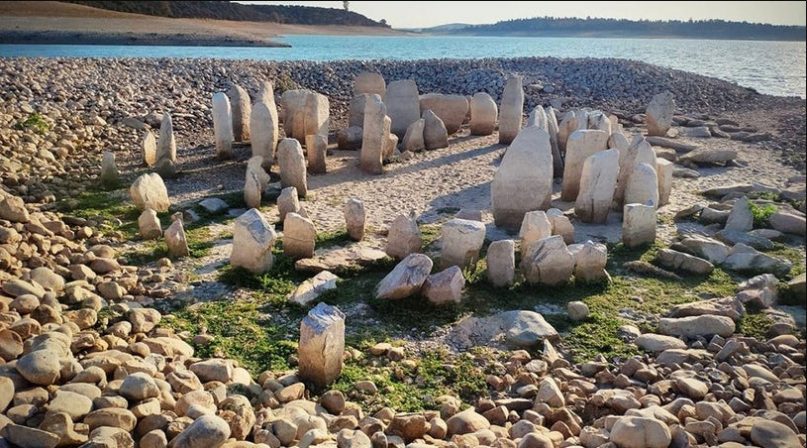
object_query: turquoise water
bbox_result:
[1,35,804,98]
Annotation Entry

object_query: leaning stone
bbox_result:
[569,241,608,283]
[250,101,277,165]
[99,151,120,188]
[344,197,365,241]
[622,203,656,248]
[646,91,675,137]
[142,130,157,167]
[283,212,316,259]
[243,168,262,209]
[227,84,251,142]
[212,92,234,159]
[298,303,345,387]
[486,239,515,287]
[656,249,714,275]
[498,75,524,144]
[422,266,465,305]
[199,197,228,214]
[165,217,190,258]
[360,94,387,175]
[527,105,548,129]
[725,196,753,232]
[440,218,486,269]
[138,209,162,240]
[402,118,425,152]
[277,186,301,222]
[172,414,231,448]
[386,79,420,137]
[491,126,553,229]
[130,173,170,212]
[423,109,448,150]
[419,93,468,134]
[305,134,327,174]
[656,158,674,206]
[277,138,308,197]
[521,235,575,286]
[288,271,339,306]
[716,229,774,250]
[246,155,270,190]
[231,209,276,273]
[386,214,422,259]
[624,162,659,208]
[155,113,177,178]
[575,148,620,223]
[376,253,433,300]
[561,130,609,201]
[470,92,497,136]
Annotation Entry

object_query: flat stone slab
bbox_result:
[295,243,388,274]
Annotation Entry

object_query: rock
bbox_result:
[337,125,363,150]
[277,138,308,198]
[491,126,553,229]
[99,151,119,187]
[716,229,775,250]
[155,113,177,177]
[422,109,448,150]
[422,266,465,305]
[470,92,497,136]
[486,239,515,287]
[679,234,729,264]
[231,209,276,273]
[298,303,345,387]
[635,333,686,352]
[243,170,262,210]
[402,118,425,152]
[569,240,608,283]
[615,135,657,206]
[667,296,745,321]
[787,273,806,300]
[382,129,398,161]
[675,376,708,400]
[227,84,251,142]
[344,197,365,241]
[502,310,558,347]
[440,218,486,269]
[130,173,170,212]
[723,243,792,277]
[656,159,673,206]
[499,75,524,144]
[281,89,312,140]
[0,193,29,223]
[354,71,386,98]
[680,148,737,165]
[189,359,233,383]
[646,91,675,137]
[658,315,735,338]
[684,126,711,138]
[119,372,160,401]
[656,249,714,275]
[610,416,671,448]
[283,212,316,259]
[288,270,339,306]
[376,253,433,300]
[250,101,277,165]
[16,350,61,385]
[769,210,806,236]
[546,208,575,244]
[0,376,13,412]
[519,210,552,258]
[521,236,575,286]
[212,92,234,159]
[1,424,60,448]
[446,408,490,436]
[4,278,45,298]
[750,418,801,448]
[575,148,620,223]
[30,267,63,292]
[305,134,328,174]
[725,196,754,231]
[142,130,157,167]
[419,93,468,134]
[567,301,589,321]
[360,94,387,175]
[622,203,656,248]
[172,414,231,448]
[386,79,420,137]
[386,214,422,259]
[46,389,93,420]
[165,217,190,258]
[561,130,609,201]
[277,186,301,222]
[304,92,329,139]
[624,162,659,208]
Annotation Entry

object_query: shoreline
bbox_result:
[0,30,291,47]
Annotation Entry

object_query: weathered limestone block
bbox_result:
[142,130,157,167]
[277,138,308,198]
[499,75,524,144]
[376,253,433,300]
[304,92,329,139]
[386,79,420,137]
[305,134,327,174]
[353,71,386,98]
[280,89,312,141]
[569,240,608,283]
[244,166,262,209]
[138,209,162,240]
[165,216,189,258]
[250,100,277,166]
[386,214,422,259]
[402,118,425,152]
[624,162,659,208]
[212,92,234,159]
[470,92,497,136]
[527,105,547,129]
[130,173,170,212]
[348,94,369,128]
[656,158,673,206]
[360,94,387,175]
[231,209,276,273]
[423,109,448,150]
[288,271,339,306]
[440,219,486,269]
[519,210,552,258]
[227,84,251,142]
[156,113,177,178]
[337,125,363,150]
[547,208,575,244]
[725,196,753,232]
[344,197,366,241]
[521,236,575,286]
[575,148,620,223]
[545,106,562,177]
[419,93,469,134]
[422,266,465,305]
[622,203,656,248]
[284,212,316,259]
[383,130,399,161]
[561,129,609,201]
[298,303,345,387]
[486,239,515,287]
[277,186,300,222]
[646,91,675,137]
[615,135,656,206]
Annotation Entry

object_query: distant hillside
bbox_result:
[440,17,805,41]
[65,1,388,27]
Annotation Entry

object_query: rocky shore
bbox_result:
[0,31,290,47]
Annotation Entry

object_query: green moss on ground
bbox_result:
[58,189,142,239]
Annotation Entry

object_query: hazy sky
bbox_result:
[238,1,807,28]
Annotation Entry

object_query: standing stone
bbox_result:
[614,135,656,206]
[212,92,234,159]
[423,110,448,150]
[486,239,515,287]
[383,130,398,161]
[305,134,328,174]
[156,113,177,178]
[492,127,554,229]
[298,303,345,387]
[142,130,157,167]
[247,156,271,190]
[227,84,251,142]
[725,196,754,232]
[360,94,387,175]
[470,92,497,136]
[609,132,630,152]
[99,151,120,187]
[624,162,659,208]
[422,266,465,305]
[344,197,365,241]
[386,79,420,137]
[386,214,422,259]
[348,94,369,128]
[519,210,552,258]
[304,92,329,140]
[527,105,548,129]
[561,130,609,201]
[280,89,312,140]
[244,170,262,209]
[545,107,562,176]
[259,80,279,113]
[337,125,363,150]
[402,118,425,152]
[138,209,162,240]
[623,203,656,248]
[376,253,433,300]
[521,236,575,286]
[499,75,524,144]
[656,158,673,206]
[646,91,675,137]
[569,241,608,283]
[277,187,300,222]
[231,209,276,273]
[419,93,469,134]
[284,212,316,259]
[130,173,170,212]
[277,138,307,197]
[575,149,620,223]
[165,217,189,258]
[557,111,578,153]
[250,101,277,166]
[588,111,612,134]
[547,208,575,244]
[354,71,386,98]
[440,219,486,269]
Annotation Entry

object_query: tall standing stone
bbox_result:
[277,138,307,198]
[304,92,329,141]
[527,105,548,129]
[557,111,578,153]
[656,158,673,206]
[156,113,177,178]
[231,209,276,273]
[624,162,659,208]
[305,134,328,174]
[440,219,486,269]
[247,156,271,190]
[491,127,553,229]
[360,94,387,175]
[284,212,316,259]
[250,101,277,166]
[386,79,420,138]
[280,89,312,141]
[348,94,370,128]
[521,235,575,286]
[130,173,170,212]
[298,303,345,387]
[486,239,515,287]
[212,92,234,159]
[419,93,469,134]
[227,84,251,142]
[277,186,300,222]
[344,197,365,241]
[575,149,620,224]
[545,107,562,170]
[386,214,421,259]
[622,203,656,248]
[499,75,524,144]
[402,118,425,152]
[519,210,552,259]
[646,91,675,137]
[614,135,656,207]
[423,109,448,150]
[561,130,609,201]
[99,151,119,188]
[142,130,157,167]
[138,209,162,240]
[470,92,497,136]
[165,216,189,258]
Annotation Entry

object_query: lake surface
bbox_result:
[1,35,804,98]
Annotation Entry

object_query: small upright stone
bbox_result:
[277,186,301,222]
[277,138,308,198]
[419,93,469,134]
[575,148,620,223]
[486,239,515,287]
[99,151,120,188]
[284,212,316,259]
[725,196,754,232]
[521,235,575,286]
[519,210,552,258]
[441,219,486,269]
[299,303,345,387]
[423,109,448,150]
[545,106,562,176]
[422,266,465,305]
[561,129,609,201]
[646,91,675,137]
[244,167,262,209]
[142,130,157,167]
[402,118,425,152]
[165,216,189,258]
[386,214,422,259]
[615,135,656,207]
[212,92,234,159]
[360,94,387,175]
[250,101,277,166]
[344,197,365,241]
[624,162,659,208]
[138,209,162,240]
[231,209,276,273]
[227,84,251,141]
[156,113,177,178]
[547,208,575,244]
[305,134,327,174]
[470,92,497,136]
[130,173,170,212]
[499,75,524,144]
[622,203,656,248]
[386,79,420,137]
[304,92,329,139]
[569,240,608,283]
[656,158,673,206]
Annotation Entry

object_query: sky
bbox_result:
[237,1,807,28]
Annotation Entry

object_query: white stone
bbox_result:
[470,92,497,136]
[575,148,620,223]
[360,94,387,175]
[423,109,448,150]
[138,209,162,240]
[656,158,673,206]
[99,151,119,187]
[622,203,656,248]
[557,110,578,153]
[545,106,562,177]
[725,196,754,232]
[614,135,657,207]
[227,84,251,141]
[402,118,425,152]
[561,129,609,201]
[305,134,327,174]
[250,101,277,166]
[288,271,339,306]
[156,113,177,178]
[658,315,735,338]
[277,138,308,198]
[498,75,524,144]
[588,111,612,134]
[165,218,189,258]
[376,253,433,300]
[246,156,271,190]
[212,92,234,159]
[624,162,659,208]
[231,209,276,273]
[337,125,363,150]
[298,303,345,387]
[130,173,170,212]
[277,186,301,222]
[610,416,671,448]
[386,79,420,137]
[486,239,515,287]
[304,92,329,139]
[419,93,468,134]
[386,214,422,259]
[354,71,386,98]
[244,167,262,209]
[383,130,398,161]
[344,197,365,241]
[348,94,369,129]
[284,212,316,259]
[280,89,312,141]
[423,265,465,305]
[546,208,575,244]
[441,218,486,269]
[521,235,575,286]
[142,130,157,167]
[646,91,675,137]
[567,301,590,321]
[519,210,552,258]
[569,240,608,283]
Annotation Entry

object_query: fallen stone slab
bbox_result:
[658,315,735,338]
[294,244,388,274]
[644,136,698,153]
[288,271,339,306]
